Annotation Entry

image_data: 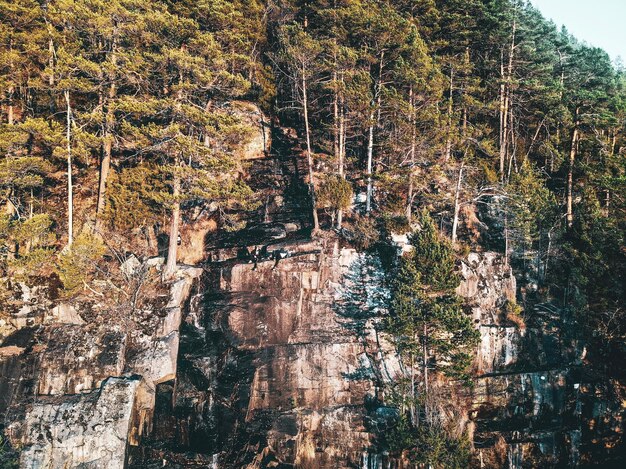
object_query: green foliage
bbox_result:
[504,299,523,317]
[506,163,559,258]
[386,210,479,385]
[412,209,460,292]
[105,165,165,232]
[9,214,55,248]
[0,435,19,469]
[317,175,353,211]
[385,416,472,469]
[410,426,472,469]
[551,186,625,357]
[56,231,105,295]
[0,213,56,278]
[381,214,411,236]
[348,215,380,251]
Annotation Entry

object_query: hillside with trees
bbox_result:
[0,0,624,468]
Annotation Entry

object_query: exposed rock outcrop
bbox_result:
[0,264,203,468]
[19,377,139,469]
[1,115,623,468]
[131,239,401,468]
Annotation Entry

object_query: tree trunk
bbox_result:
[499,51,507,177]
[507,99,516,181]
[337,89,346,229]
[410,351,417,426]
[451,163,464,243]
[499,20,516,180]
[366,52,384,214]
[96,40,117,231]
[365,114,375,213]
[302,63,319,231]
[566,113,580,229]
[445,66,454,161]
[64,90,73,247]
[422,323,429,421]
[7,86,14,125]
[333,69,339,171]
[407,86,416,222]
[48,37,55,86]
[164,162,181,279]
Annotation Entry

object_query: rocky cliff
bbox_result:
[0,120,623,468]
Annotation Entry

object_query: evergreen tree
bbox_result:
[386,210,479,423]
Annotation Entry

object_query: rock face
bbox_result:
[132,240,400,468]
[457,252,520,375]
[462,258,625,468]
[0,265,203,468]
[19,377,139,469]
[1,118,624,469]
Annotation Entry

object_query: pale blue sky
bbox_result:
[530,0,626,63]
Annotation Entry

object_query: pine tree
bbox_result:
[273,23,324,231]
[112,4,253,278]
[386,210,479,424]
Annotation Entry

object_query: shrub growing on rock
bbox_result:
[56,231,106,295]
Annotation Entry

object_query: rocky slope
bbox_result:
[0,115,623,468]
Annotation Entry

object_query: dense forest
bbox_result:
[1,0,625,467]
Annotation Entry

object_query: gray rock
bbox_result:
[45,303,84,325]
[121,254,143,278]
[19,377,139,469]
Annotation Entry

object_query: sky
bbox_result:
[530,0,626,63]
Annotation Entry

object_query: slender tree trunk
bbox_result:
[507,99,516,181]
[524,117,545,163]
[337,81,346,229]
[366,113,375,213]
[451,163,464,243]
[462,107,468,136]
[302,63,319,231]
[375,52,384,129]
[96,39,117,231]
[610,130,617,157]
[48,36,55,86]
[164,160,181,279]
[366,52,384,214]
[445,66,454,161]
[333,69,340,170]
[545,226,554,280]
[7,39,14,124]
[499,52,507,177]
[499,20,516,180]
[64,90,73,247]
[410,352,417,426]
[407,87,416,221]
[501,90,511,180]
[422,324,429,422]
[7,87,14,125]
[566,111,580,229]
[333,66,342,229]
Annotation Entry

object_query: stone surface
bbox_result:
[37,326,126,395]
[226,101,271,160]
[1,282,53,340]
[19,377,139,469]
[1,115,624,469]
[45,303,84,325]
[0,262,204,468]
[131,238,401,468]
[457,252,516,322]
